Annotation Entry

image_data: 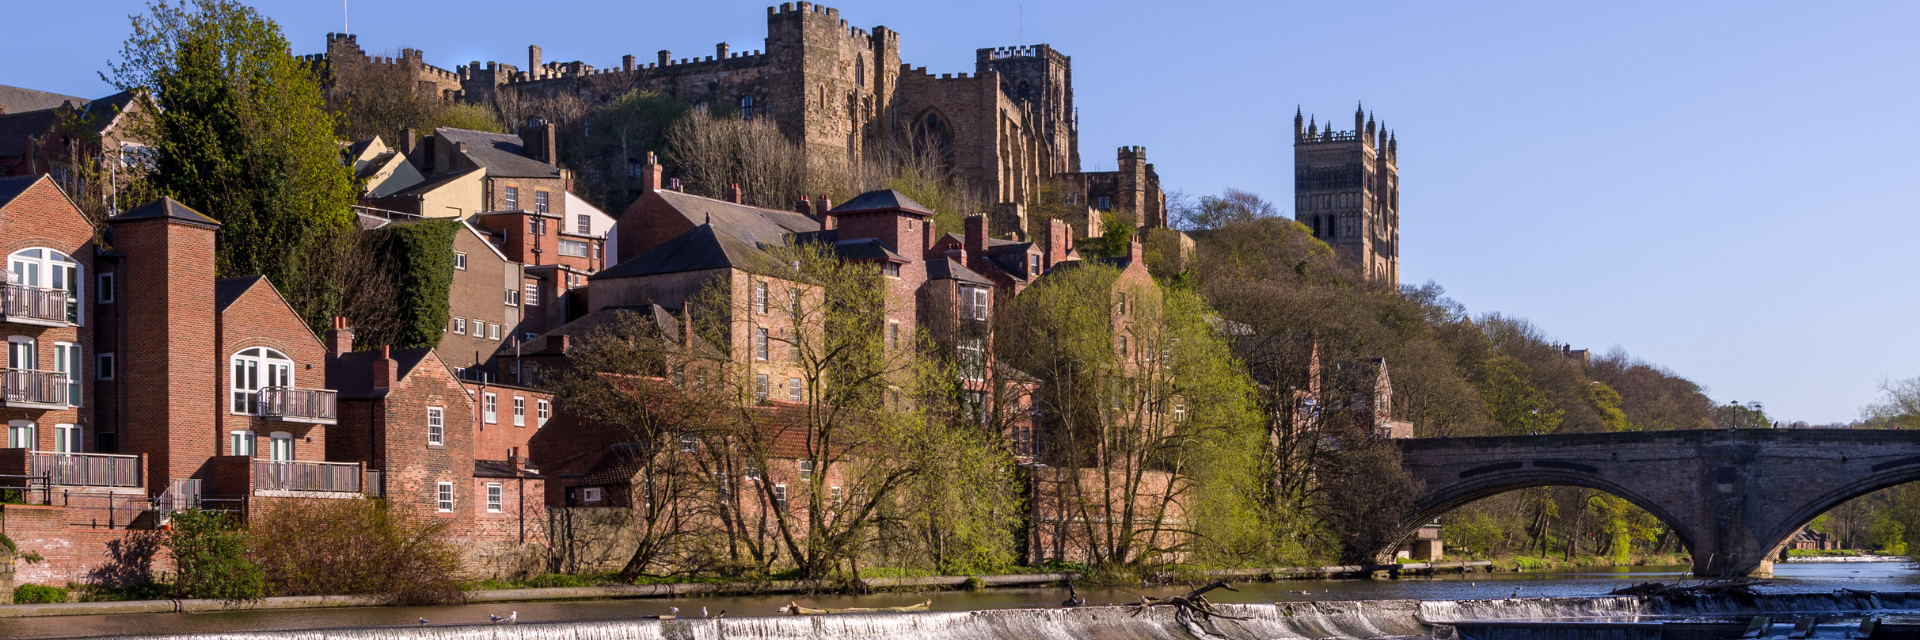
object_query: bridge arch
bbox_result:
[1381,468,1699,563]
[1756,462,1920,561]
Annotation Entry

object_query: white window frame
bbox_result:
[558,239,590,258]
[512,396,526,426]
[231,430,255,456]
[8,248,81,325]
[436,481,455,512]
[53,341,80,407]
[97,272,113,303]
[427,406,445,445]
[754,281,769,314]
[537,399,551,427]
[506,289,519,306]
[504,186,519,211]
[966,286,990,321]
[754,328,769,361]
[453,318,466,335]
[230,348,292,415]
[525,283,539,306]
[8,336,35,371]
[489,323,501,340]
[798,459,814,481]
[96,352,114,380]
[581,487,602,503]
[576,214,591,235]
[486,483,504,513]
[53,423,78,453]
[6,421,33,450]
[754,374,769,403]
[454,252,468,270]
[773,483,789,511]
[483,393,498,424]
[535,190,550,214]
[788,377,802,402]
[269,431,294,461]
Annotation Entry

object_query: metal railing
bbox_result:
[254,459,361,493]
[4,369,69,406]
[31,451,140,487]
[258,387,338,423]
[0,284,71,324]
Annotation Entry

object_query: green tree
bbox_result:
[577,89,685,211]
[164,509,264,601]
[1587,382,1634,432]
[108,0,357,330]
[1477,355,1562,435]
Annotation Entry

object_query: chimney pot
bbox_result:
[326,317,354,357]
[726,183,743,204]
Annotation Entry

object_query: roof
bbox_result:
[0,86,86,114]
[214,276,267,312]
[828,189,932,216]
[434,127,561,178]
[832,237,906,262]
[577,447,647,486]
[649,189,821,248]
[0,175,46,209]
[509,304,721,360]
[926,257,992,285]
[0,109,62,157]
[474,459,541,479]
[326,349,436,399]
[76,90,137,134]
[111,197,221,228]
[591,223,782,280]
[390,168,481,197]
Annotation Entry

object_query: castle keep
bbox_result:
[308,3,1166,234]
[1294,105,1399,286]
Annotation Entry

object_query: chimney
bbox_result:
[640,151,662,191]
[1128,234,1143,266]
[814,195,831,215]
[326,316,354,357]
[510,448,527,471]
[923,216,938,258]
[795,197,813,217]
[681,301,694,351]
[965,214,989,259]
[726,183,743,204]
[373,345,396,389]
[1046,218,1068,268]
[557,334,571,354]
[400,128,417,156]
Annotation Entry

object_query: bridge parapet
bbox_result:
[1392,429,1920,577]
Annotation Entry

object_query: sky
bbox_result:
[8,1,1917,424]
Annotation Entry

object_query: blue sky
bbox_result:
[10,1,1917,423]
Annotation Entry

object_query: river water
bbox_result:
[5,561,1915,639]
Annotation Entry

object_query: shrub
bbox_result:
[248,498,465,605]
[164,510,265,601]
[13,583,69,604]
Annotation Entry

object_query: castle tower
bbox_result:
[1293,104,1399,286]
[977,44,1077,173]
[765,3,900,181]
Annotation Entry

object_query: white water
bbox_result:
[86,592,1920,640]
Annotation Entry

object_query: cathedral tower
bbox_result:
[1294,104,1399,286]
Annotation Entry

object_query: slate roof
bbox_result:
[507,304,720,360]
[214,276,266,312]
[111,197,221,228]
[474,459,541,479]
[76,90,137,134]
[828,189,932,216]
[327,349,436,399]
[832,237,905,262]
[0,109,62,157]
[650,189,821,248]
[0,175,45,209]
[590,223,783,280]
[926,257,993,285]
[434,127,562,178]
[0,86,86,114]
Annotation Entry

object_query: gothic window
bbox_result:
[912,109,953,167]
[740,96,756,120]
[1015,80,1031,101]
[855,56,865,87]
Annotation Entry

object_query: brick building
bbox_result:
[304,4,1168,234]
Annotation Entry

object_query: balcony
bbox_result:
[4,369,70,410]
[30,451,141,487]
[258,387,338,424]
[254,459,360,494]
[0,284,72,327]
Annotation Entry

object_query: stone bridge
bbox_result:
[1392,429,1920,577]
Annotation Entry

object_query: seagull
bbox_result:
[489,613,503,624]
[418,618,429,625]
[508,611,517,624]
[670,607,680,615]
[703,606,710,618]
[715,610,727,618]
[1063,583,1085,607]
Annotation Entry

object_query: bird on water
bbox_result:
[1062,583,1086,607]
[418,618,429,625]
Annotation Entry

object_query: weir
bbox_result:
[105,591,1920,640]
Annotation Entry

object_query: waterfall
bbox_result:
[105,592,1920,640]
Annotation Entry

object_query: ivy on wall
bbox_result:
[372,219,459,350]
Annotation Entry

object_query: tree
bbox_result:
[574,89,685,211]
[998,262,1262,567]
[107,0,357,331]
[665,108,808,208]
[1863,376,1920,429]
[1172,188,1281,231]
[164,509,263,601]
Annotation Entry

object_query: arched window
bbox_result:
[740,96,756,120]
[855,56,866,88]
[8,248,80,324]
[913,109,954,167]
[231,348,292,415]
[1015,80,1031,101]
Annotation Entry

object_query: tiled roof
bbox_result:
[926,257,992,285]
[434,127,561,178]
[591,223,783,280]
[326,349,436,399]
[828,189,932,216]
[506,304,720,360]
[831,237,905,262]
[0,85,86,114]
[213,276,267,312]
[0,175,46,209]
[111,197,221,228]
[650,189,821,248]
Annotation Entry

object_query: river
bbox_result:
[4,561,1915,639]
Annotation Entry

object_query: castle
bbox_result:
[304,3,1168,234]
[1294,105,1400,287]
